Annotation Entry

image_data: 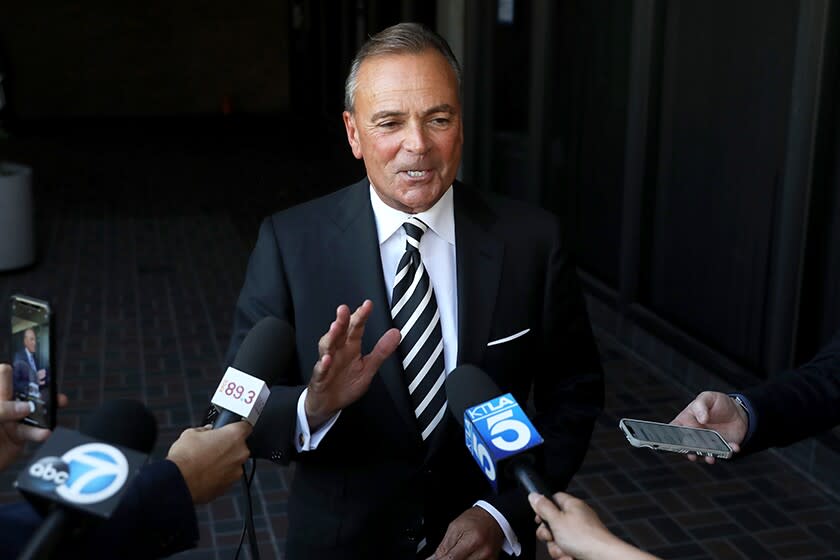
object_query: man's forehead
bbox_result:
[357,51,456,87]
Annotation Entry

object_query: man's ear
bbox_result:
[342,111,363,160]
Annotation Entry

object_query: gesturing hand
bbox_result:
[431,506,504,560]
[670,390,747,464]
[304,300,401,430]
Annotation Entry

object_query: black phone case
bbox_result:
[10,294,57,430]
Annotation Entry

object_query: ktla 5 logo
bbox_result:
[465,395,536,482]
[29,443,130,505]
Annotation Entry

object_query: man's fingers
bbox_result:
[0,400,35,421]
[17,423,51,444]
[365,328,401,372]
[689,399,710,424]
[550,492,577,511]
[536,523,553,543]
[57,393,69,409]
[546,541,572,560]
[0,363,12,400]
[220,419,254,438]
[435,527,462,559]
[345,300,373,343]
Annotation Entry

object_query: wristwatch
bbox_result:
[730,394,749,414]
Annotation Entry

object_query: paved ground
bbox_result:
[1,121,838,559]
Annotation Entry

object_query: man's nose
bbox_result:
[402,121,430,154]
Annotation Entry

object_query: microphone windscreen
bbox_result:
[445,364,502,427]
[80,399,157,454]
[231,316,295,384]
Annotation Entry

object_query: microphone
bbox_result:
[445,364,553,497]
[15,399,157,560]
[210,316,295,428]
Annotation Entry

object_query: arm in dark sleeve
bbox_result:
[0,461,198,560]
[226,217,306,463]
[741,330,840,453]
[68,459,199,559]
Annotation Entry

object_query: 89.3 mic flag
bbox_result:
[210,316,295,428]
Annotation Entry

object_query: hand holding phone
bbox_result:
[0,363,54,471]
[619,417,733,460]
[9,294,56,429]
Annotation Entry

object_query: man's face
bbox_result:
[24,330,36,353]
[343,49,463,214]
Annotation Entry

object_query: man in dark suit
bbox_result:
[226,23,604,560]
[672,329,840,458]
[12,328,48,398]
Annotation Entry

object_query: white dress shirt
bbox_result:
[293,183,520,556]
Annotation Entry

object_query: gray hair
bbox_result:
[344,22,462,112]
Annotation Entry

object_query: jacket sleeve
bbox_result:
[741,330,840,453]
[225,217,305,463]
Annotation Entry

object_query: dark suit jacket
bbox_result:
[741,330,840,453]
[227,179,604,559]
[0,459,198,559]
[12,349,38,396]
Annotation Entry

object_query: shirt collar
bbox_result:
[369,183,455,246]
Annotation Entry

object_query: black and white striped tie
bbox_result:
[391,217,447,442]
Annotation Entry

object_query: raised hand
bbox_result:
[304,300,401,430]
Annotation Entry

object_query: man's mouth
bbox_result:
[406,170,427,178]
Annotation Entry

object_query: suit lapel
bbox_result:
[426,185,504,458]
[454,185,503,368]
[328,180,420,438]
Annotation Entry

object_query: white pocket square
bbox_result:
[487,328,530,347]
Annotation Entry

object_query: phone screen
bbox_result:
[10,295,54,429]
[623,419,731,453]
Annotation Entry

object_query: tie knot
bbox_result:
[402,217,429,251]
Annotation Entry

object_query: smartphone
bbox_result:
[619,417,733,460]
[9,294,56,429]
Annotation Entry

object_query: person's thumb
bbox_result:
[0,400,34,420]
[690,398,711,424]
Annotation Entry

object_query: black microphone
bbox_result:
[210,316,295,429]
[445,364,553,498]
[16,399,157,560]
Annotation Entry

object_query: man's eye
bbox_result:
[431,117,451,126]
[378,121,398,129]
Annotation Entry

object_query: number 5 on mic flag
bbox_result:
[211,367,270,425]
[464,392,543,492]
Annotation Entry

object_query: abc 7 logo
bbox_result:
[28,443,129,505]
[28,456,70,486]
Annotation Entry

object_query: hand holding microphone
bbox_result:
[166,421,252,504]
[528,492,661,560]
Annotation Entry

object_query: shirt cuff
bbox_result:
[474,500,521,557]
[295,387,341,452]
[728,393,756,444]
